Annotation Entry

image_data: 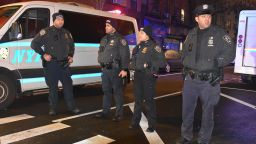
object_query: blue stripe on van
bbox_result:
[0,42,31,47]
[20,73,102,84]
[0,42,100,47]
[0,42,135,48]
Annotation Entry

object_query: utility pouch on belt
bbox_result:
[58,60,69,68]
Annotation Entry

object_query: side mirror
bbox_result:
[17,33,22,40]
[164,50,181,60]
[9,22,21,40]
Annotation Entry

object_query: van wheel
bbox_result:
[0,75,16,110]
[241,74,249,83]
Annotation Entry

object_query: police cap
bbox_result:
[194,4,214,16]
[52,12,64,22]
[140,25,152,38]
[106,19,118,29]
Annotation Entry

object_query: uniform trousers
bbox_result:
[132,70,157,128]
[44,61,75,110]
[101,68,124,116]
[181,75,220,144]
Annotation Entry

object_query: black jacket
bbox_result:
[31,26,74,61]
[131,39,166,74]
[98,32,130,70]
[182,25,236,72]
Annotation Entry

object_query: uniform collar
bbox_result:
[198,26,211,33]
[108,31,118,37]
[140,39,153,46]
[51,25,62,31]
[191,25,212,35]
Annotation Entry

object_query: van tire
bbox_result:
[241,74,256,84]
[241,74,249,83]
[0,75,16,110]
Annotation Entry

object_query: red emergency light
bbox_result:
[108,9,122,14]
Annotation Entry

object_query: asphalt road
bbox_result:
[0,66,256,144]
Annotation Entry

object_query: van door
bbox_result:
[0,5,54,91]
[8,6,53,69]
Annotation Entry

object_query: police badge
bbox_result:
[208,36,214,47]
[155,45,162,53]
[142,47,148,53]
[110,40,115,46]
[144,63,148,68]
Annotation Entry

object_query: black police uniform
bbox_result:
[31,25,77,113]
[130,39,166,131]
[97,31,130,118]
[180,26,236,143]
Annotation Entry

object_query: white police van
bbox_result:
[234,10,256,83]
[0,1,138,109]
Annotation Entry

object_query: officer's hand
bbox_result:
[119,70,127,78]
[43,54,52,62]
[68,56,73,64]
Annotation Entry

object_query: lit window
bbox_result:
[181,9,185,22]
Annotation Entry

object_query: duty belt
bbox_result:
[43,57,69,68]
[101,62,113,69]
[187,70,215,81]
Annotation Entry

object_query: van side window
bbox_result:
[1,8,49,42]
[60,10,136,45]
[18,8,50,39]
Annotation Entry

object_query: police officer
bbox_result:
[129,26,166,133]
[176,4,235,144]
[31,12,80,115]
[95,19,130,122]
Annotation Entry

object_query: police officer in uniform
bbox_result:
[31,13,80,115]
[95,19,130,121]
[176,4,235,144]
[129,26,166,132]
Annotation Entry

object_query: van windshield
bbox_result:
[0,5,21,29]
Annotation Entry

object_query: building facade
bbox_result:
[191,0,256,39]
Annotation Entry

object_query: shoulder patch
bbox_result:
[223,35,232,45]
[69,33,73,39]
[100,39,107,46]
[39,29,46,36]
[184,35,188,43]
[121,39,127,46]
[155,45,162,53]
[64,33,69,39]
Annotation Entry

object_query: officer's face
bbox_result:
[105,23,115,34]
[195,14,212,29]
[53,17,64,29]
[138,30,149,42]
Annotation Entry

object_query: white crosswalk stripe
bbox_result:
[129,103,165,144]
[0,123,70,144]
[73,135,115,144]
[0,114,34,125]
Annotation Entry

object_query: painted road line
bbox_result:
[129,103,164,144]
[159,72,182,77]
[155,91,182,100]
[73,135,115,144]
[0,123,70,144]
[221,93,256,109]
[221,87,256,93]
[53,91,182,123]
[0,114,34,125]
[52,109,102,123]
